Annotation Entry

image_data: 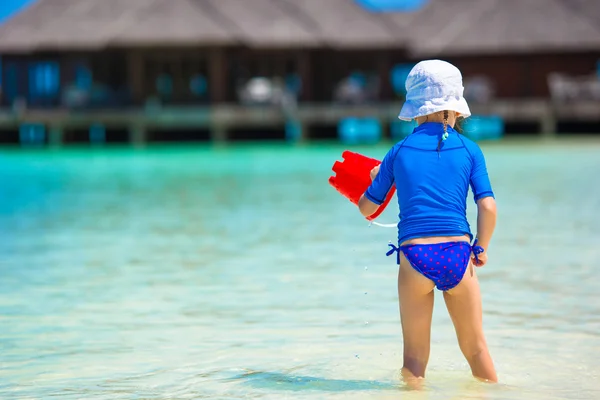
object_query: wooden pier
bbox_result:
[0,99,598,146]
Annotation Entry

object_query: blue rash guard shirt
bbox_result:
[365,122,494,245]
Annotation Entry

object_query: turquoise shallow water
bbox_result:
[1,141,599,399]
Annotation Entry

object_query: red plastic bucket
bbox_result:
[328,151,396,221]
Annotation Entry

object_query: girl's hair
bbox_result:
[435,110,464,155]
[436,110,449,154]
[454,115,464,134]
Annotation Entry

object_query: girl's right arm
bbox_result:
[359,147,397,217]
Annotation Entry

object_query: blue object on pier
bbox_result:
[285,120,302,142]
[390,119,415,141]
[190,74,208,97]
[75,65,93,90]
[19,123,46,146]
[89,123,106,144]
[338,117,382,145]
[462,115,504,141]
[390,63,415,96]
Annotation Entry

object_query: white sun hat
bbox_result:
[398,59,471,121]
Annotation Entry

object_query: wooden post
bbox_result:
[48,125,64,147]
[297,51,311,102]
[540,113,557,139]
[285,119,306,144]
[378,53,392,101]
[58,54,69,107]
[130,124,147,147]
[212,124,227,143]
[174,54,184,104]
[208,48,227,104]
[19,58,29,106]
[539,99,557,139]
[128,50,145,105]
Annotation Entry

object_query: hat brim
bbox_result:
[398,97,471,121]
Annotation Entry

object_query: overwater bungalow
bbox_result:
[0,0,598,145]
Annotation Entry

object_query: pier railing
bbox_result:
[0,99,598,145]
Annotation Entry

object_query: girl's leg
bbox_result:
[443,263,498,382]
[398,253,436,382]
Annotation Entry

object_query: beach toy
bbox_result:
[329,151,396,221]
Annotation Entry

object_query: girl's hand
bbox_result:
[370,166,380,181]
[472,251,487,267]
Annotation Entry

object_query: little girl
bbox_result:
[358,60,498,384]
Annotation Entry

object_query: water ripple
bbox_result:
[1,143,599,399]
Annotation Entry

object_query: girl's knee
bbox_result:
[458,338,488,359]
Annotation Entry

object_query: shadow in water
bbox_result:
[228,370,400,392]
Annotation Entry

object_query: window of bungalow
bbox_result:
[28,61,60,106]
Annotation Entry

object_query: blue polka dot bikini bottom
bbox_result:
[386,241,484,291]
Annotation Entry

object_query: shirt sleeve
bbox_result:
[469,144,494,202]
[364,146,397,205]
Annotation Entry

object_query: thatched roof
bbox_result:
[194,0,322,48]
[0,0,236,51]
[402,0,600,56]
[0,0,399,51]
[286,0,401,48]
[0,0,598,54]
[568,0,600,28]
[112,0,236,46]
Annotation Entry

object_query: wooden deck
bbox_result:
[0,100,598,145]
